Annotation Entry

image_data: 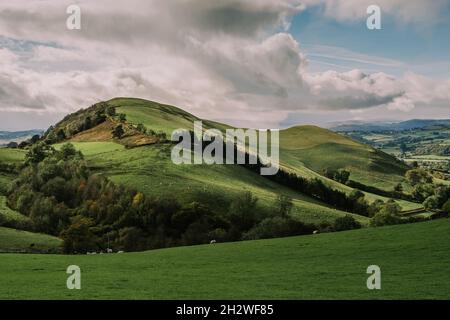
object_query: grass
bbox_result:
[279,126,408,190]
[0,148,25,163]
[0,226,61,254]
[0,218,449,299]
[0,196,30,225]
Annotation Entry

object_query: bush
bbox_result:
[334,215,361,231]
[442,199,450,213]
[61,216,98,254]
[243,216,313,240]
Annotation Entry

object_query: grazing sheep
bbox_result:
[210,240,216,244]
[107,248,113,253]
[117,251,124,254]
[313,230,319,234]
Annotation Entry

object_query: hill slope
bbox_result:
[1,218,449,299]
[279,125,409,190]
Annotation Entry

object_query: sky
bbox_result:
[0,0,449,130]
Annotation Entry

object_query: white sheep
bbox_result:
[210,240,216,244]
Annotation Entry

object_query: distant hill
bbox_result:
[330,119,450,132]
[0,130,43,146]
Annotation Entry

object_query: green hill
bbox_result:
[279,125,408,190]
[108,98,418,208]
[1,218,449,299]
[0,97,422,240]
[0,226,61,253]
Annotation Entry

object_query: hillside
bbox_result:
[0,97,427,248]
[110,98,409,189]
[1,218,449,299]
[0,227,61,253]
[331,119,450,132]
[279,125,409,190]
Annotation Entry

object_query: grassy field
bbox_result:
[0,227,61,253]
[0,218,449,299]
[0,147,25,163]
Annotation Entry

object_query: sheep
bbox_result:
[210,240,216,244]
[313,230,319,234]
[107,248,113,253]
[117,251,124,254]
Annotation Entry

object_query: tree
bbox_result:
[6,141,18,148]
[106,106,116,117]
[423,196,440,210]
[112,125,124,139]
[276,194,293,218]
[118,113,127,123]
[56,129,66,141]
[61,216,98,254]
[334,215,361,231]
[442,199,450,213]
[25,142,54,164]
[30,134,40,144]
[228,191,258,232]
[60,143,77,159]
[136,123,147,134]
[405,168,432,186]
[394,183,403,193]
[334,169,350,184]
[370,200,402,226]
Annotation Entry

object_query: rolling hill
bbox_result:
[0,97,425,243]
[0,218,449,299]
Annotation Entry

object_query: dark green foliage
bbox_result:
[334,215,361,231]
[25,142,55,164]
[334,169,350,184]
[112,125,124,139]
[406,168,433,186]
[443,199,450,213]
[370,200,402,226]
[6,142,18,148]
[10,144,324,253]
[118,113,127,122]
[243,216,313,240]
[275,194,293,218]
[60,216,98,254]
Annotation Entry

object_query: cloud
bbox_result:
[302,0,449,24]
[0,0,449,130]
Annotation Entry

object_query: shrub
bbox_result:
[334,215,361,231]
[243,216,312,240]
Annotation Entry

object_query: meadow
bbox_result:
[0,218,449,299]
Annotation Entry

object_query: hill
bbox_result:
[0,130,43,146]
[331,119,450,132]
[111,98,413,197]
[0,218,449,299]
[0,226,61,253]
[279,125,409,190]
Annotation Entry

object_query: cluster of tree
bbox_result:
[405,168,450,212]
[42,102,113,144]
[323,168,350,184]
[7,142,331,253]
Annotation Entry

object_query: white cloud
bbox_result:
[0,0,449,130]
